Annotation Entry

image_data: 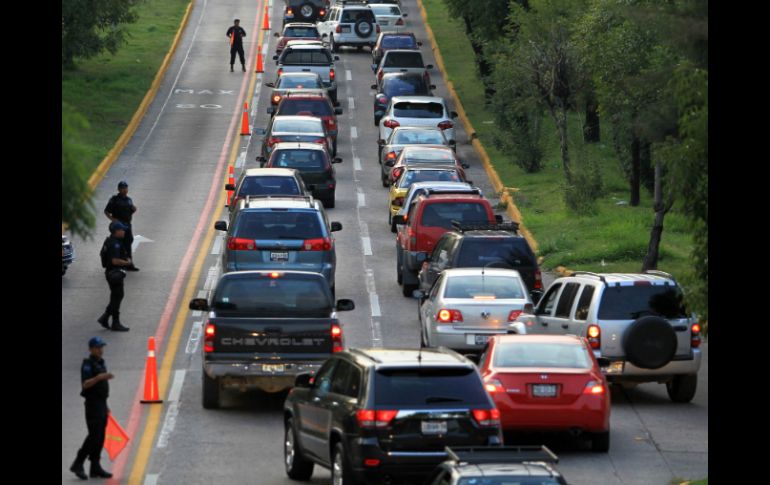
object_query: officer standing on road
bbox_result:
[97,222,131,332]
[69,337,115,480]
[104,181,139,271]
[226,18,247,72]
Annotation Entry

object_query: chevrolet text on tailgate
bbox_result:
[188,270,355,409]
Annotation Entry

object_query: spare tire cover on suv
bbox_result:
[299,2,315,19]
[622,316,678,369]
[355,19,373,38]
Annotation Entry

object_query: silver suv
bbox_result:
[319,2,380,52]
[517,271,703,402]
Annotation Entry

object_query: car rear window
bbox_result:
[374,367,489,406]
[213,276,331,317]
[393,102,444,118]
[284,26,319,38]
[458,477,563,485]
[399,170,460,188]
[456,239,536,268]
[278,75,323,88]
[279,99,332,116]
[494,342,592,369]
[272,118,323,133]
[234,210,324,240]
[370,5,401,16]
[281,50,332,65]
[393,129,444,145]
[403,148,454,161]
[420,202,489,228]
[271,149,328,171]
[598,285,688,320]
[444,275,526,300]
[238,176,301,196]
[383,76,429,97]
[341,9,375,22]
[383,52,424,68]
[381,35,417,50]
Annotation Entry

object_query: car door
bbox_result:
[542,282,581,335]
[297,358,338,460]
[420,235,451,290]
[327,360,362,462]
[420,272,444,338]
[528,282,562,334]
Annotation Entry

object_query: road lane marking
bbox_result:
[365,270,384,345]
[362,237,372,256]
[351,127,357,139]
[357,190,365,208]
[236,150,247,168]
[210,235,223,255]
[346,70,352,81]
[144,475,158,485]
[370,294,381,317]
[203,266,219,291]
[186,321,203,354]
[348,97,355,110]
[354,157,361,171]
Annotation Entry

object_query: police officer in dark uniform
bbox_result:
[97,222,131,332]
[70,336,115,480]
[226,18,247,72]
[104,180,139,271]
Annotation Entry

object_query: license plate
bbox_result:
[341,26,351,33]
[270,252,289,262]
[532,384,557,397]
[380,21,389,25]
[262,364,285,373]
[602,361,624,375]
[466,334,491,346]
[421,420,447,435]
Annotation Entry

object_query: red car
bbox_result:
[267,92,343,156]
[478,334,611,452]
[274,23,322,54]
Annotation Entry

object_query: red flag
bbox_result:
[104,413,130,461]
[230,28,235,47]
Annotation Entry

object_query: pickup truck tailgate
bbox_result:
[210,317,333,355]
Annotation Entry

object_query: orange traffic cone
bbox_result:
[240,102,250,136]
[140,337,163,404]
[227,166,235,206]
[255,47,264,73]
[263,5,270,30]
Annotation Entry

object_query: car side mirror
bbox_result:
[214,221,227,231]
[448,140,456,146]
[370,84,378,90]
[334,55,340,61]
[294,373,314,388]
[273,55,279,60]
[451,111,459,119]
[225,183,235,191]
[461,163,470,169]
[427,64,434,69]
[377,139,385,146]
[334,101,341,107]
[273,32,280,38]
[495,215,504,224]
[330,222,343,232]
[189,298,209,311]
[333,157,343,164]
[335,107,343,115]
[403,13,408,17]
[392,215,406,225]
[266,107,275,115]
[430,84,436,90]
[417,41,423,46]
[336,299,355,311]
[264,82,275,88]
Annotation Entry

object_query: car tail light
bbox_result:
[277,68,283,77]
[471,408,500,427]
[311,137,327,145]
[336,25,342,33]
[268,137,282,147]
[331,323,344,352]
[383,119,400,129]
[287,8,294,15]
[303,237,332,251]
[227,237,257,250]
[691,323,702,348]
[377,70,384,82]
[204,323,215,353]
[268,272,282,278]
[391,167,404,180]
[272,94,282,104]
[583,380,605,395]
[437,309,463,323]
[356,409,397,428]
[363,459,380,467]
[534,269,543,289]
[507,310,523,322]
[376,94,388,104]
[438,120,453,130]
[376,24,381,34]
[408,227,416,246]
[385,151,397,163]
[587,324,601,349]
[319,8,325,17]
[485,379,504,394]
[395,18,404,26]
[329,68,335,81]
[393,196,404,207]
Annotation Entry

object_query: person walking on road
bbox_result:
[104,180,139,271]
[69,337,115,480]
[97,222,132,332]
[226,18,247,72]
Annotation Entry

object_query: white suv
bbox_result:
[318,1,380,52]
[517,271,703,402]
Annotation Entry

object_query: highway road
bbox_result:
[61,0,708,483]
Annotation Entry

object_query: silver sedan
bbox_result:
[416,268,531,352]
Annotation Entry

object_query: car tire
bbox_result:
[396,250,403,285]
[330,88,338,105]
[299,2,316,20]
[330,35,339,53]
[354,20,373,38]
[202,370,220,409]
[331,442,360,485]
[330,283,336,300]
[382,173,389,188]
[324,195,335,209]
[666,374,697,403]
[332,138,338,157]
[391,219,397,233]
[402,281,417,298]
[285,419,314,480]
[622,316,678,370]
[591,431,610,452]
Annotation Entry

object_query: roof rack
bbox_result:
[569,271,608,287]
[424,188,482,197]
[450,221,520,233]
[644,270,676,282]
[244,194,315,204]
[445,446,558,464]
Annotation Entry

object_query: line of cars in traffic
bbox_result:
[195,1,703,483]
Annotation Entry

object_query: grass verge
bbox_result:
[62,0,190,175]
[421,0,692,277]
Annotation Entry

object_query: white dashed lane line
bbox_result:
[350,126,358,139]
[346,70,352,81]
[354,157,361,171]
[348,97,355,110]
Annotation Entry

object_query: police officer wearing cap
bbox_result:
[97,222,131,332]
[104,181,139,271]
[70,337,115,480]
[226,18,247,72]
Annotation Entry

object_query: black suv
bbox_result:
[283,0,328,26]
[283,348,503,484]
[418,222,544,303]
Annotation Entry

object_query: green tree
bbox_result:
[62,0,140,69]
[62,103,96,239]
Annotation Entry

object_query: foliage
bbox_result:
[62,0,140,69]
[62,103,96,239]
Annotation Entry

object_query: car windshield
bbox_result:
[420,202,488,228]
[279,99,332,116]
[381,35,417,49]
[393,101,444,118]
[493,342,592,369]
[283,26,319,37]
[598,285,688,319]
[371,5,401,16]
[272,149,328,171]
[383,76,429,96]
[400,170,460,188]
[392,129,444,145]
[281,50,332,64]
[456,239,536,268]
[278,75,322,88]
[458,478,563,485]
[213,276,331,317]
[374,367,489,405]
[272,119,323,133]
[444,275,526,300]
[238,176,300,196]
[383,52,424,68]
[234,210,324,240]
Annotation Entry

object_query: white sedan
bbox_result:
[378,96,458,145]
[368,3,408,33]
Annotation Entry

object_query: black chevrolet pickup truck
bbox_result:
[189,270,354,409]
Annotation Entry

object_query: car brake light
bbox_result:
[204,323,215,353]
[691,323,702,348]
[227,237,257,250]
[277,68,283,77]
[386,151,397,161]
[534,269,543,289]
[268,272,282,278]
[319,8,325,16]
[437,309,463,323]
[485,379,504,394]
[383,119,400,129]
[377,70,384,81]
[392,167,403,180]
[471,408,500,427]
[336,25,342,33]
[438,120,453,130]
[393,196,404,207]
[268,137,282,146]
[583,380,605,395]
[331,323,344,352]
[587,324,601,349]
[272,94,282,104]
[363,459,380,467]
[303,237,332,251]
[329,68,335,80]
[395,18,404,26]
[507,310,523,321]
[311,137,327,145]
[356,409,397,428]
[287,8,293,15]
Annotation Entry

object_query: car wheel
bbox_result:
[396,250,403,285]
[330,89,338,105]
[331,442,359,485]
[390,219,397,233]
[591,431,610,453]
[402,282,417,298]
[333,138,338,157]
[331,35,339,53]
[666,374,697,403]
[285,418,314,480]
[382,173,389,188]
[324,196,335,209]
[623,316,678,369]
[201,370,220,409]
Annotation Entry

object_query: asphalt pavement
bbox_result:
[61,0,708,483]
